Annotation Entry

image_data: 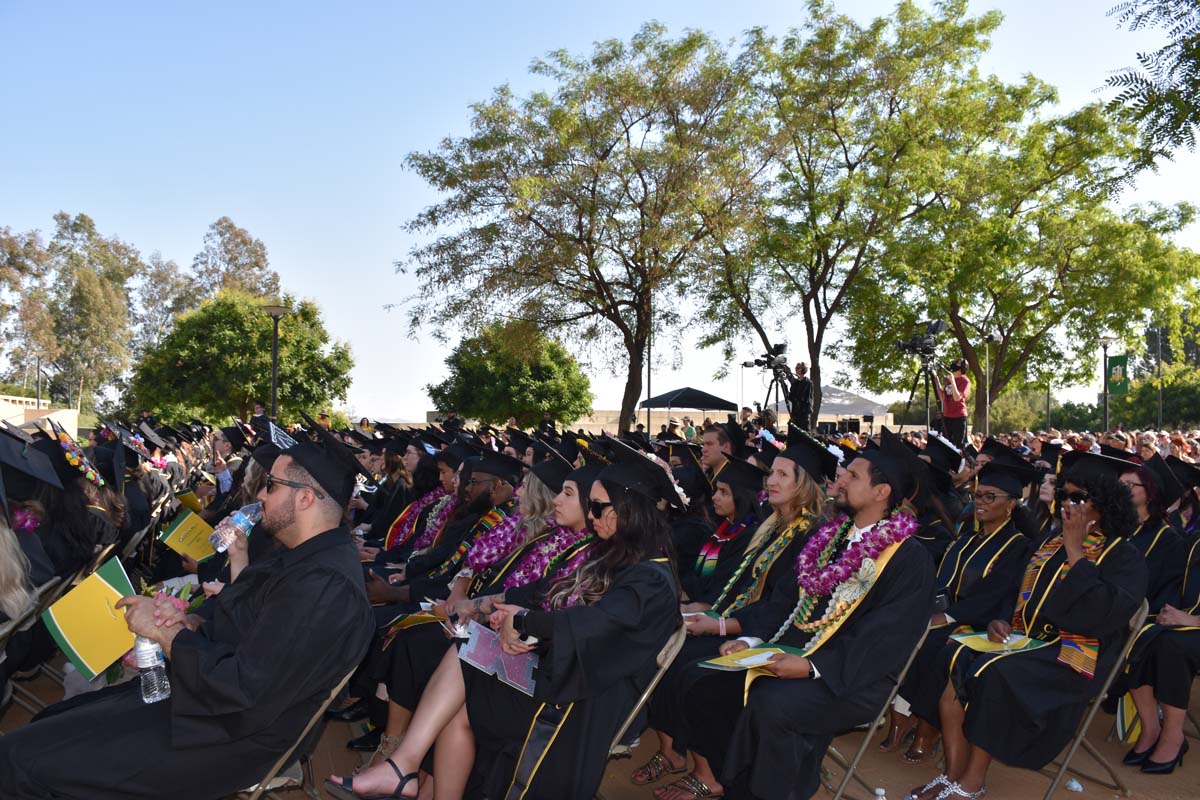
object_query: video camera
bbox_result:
[743,343,788,370]
[896,320,950,361]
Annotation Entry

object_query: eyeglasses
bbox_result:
[1120,482,1144,489]
[972,491,1013,505]
[588,500,614,518]
[465,478,498,488]
[266,474,325,499]
[1055,488,1090,505]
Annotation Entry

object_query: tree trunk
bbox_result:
[808,338,822,429]
[618,347,644,435]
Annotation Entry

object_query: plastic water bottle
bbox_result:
[134,635,171,703]
[209,502,263,554]
[874,789,887,800]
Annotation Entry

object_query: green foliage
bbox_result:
[1054,401,1104,433]
[133,252,196,355]
[191,216,280,298]
[401,23,760,430]
[988,389,1049,434]
[1119,362,1200,428]
[426,321,594,427]
[0,382,35,398]
[1106,0,1200,155]
[129,290,352,423]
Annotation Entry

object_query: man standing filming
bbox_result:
[937,358,971,447]
[788,362,813,431]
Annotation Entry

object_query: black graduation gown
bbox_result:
[465,559,679,800]
[406,502,513,602]
[1126,537,1200,709]
[681,538,933,800]
[122,480,152,543]
[42,506,113,578]
[902,519,1030,725]
[912,510,955,564]
[1126,519,1186,613]
[934,536,1146,769]
[0,527,375,800]
[671,513,714,581]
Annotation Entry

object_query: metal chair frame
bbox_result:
[233,669,356,800]
[1039,599,1150,799]
[3,577,64,715]
[825,622,931,800]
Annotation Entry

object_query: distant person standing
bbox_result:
[937,358,971,448]
[788,362,813,430]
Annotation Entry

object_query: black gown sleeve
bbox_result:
[1040,540,1147,638]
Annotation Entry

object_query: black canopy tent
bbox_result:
[639,387,738,414]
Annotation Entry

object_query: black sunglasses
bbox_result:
[1055,488,1089,505]
[266,473,325,499]
[588,500,614,518]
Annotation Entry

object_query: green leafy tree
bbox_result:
[426,321,594,427]
[192,216,280,298]
[693,0,1014,426]
[1120,361,1200,428]
[1054,400,1103,432]
[1106,0,1200,155]
[129,290,352,423]
[133,252,197,354]
[401,23,760,431]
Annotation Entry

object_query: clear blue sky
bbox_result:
[1,1,1190,419]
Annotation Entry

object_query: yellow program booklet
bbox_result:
[41,557,137,681]
[159,509,216,562]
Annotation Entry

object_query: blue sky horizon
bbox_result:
[2,1,1192,420]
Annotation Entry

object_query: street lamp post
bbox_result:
[262,304,291,418]
[1100,335,1117,433]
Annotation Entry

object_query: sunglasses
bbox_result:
[588,500,614,518]
[1055,488,1089,506]
[266,473,325,499]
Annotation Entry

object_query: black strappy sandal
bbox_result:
[324,756,418,800]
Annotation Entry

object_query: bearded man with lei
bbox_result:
[665,449,934,800]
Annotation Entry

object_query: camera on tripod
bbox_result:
[896,320,950,361]
[743,343,788,370]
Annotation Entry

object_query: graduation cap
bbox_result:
[976,461,1040,499]
[296,411,376,487]
[1098,443,1135,461]
[434,443,472,469]
[219,425,248,454]
[251,443,282,470]
[711,456,768,495]
[136,422,166,451]
[751,442,782,470]
[505,428,533,453]
[777,430,839,483]
[37,420,106,490]
[0,425,63,524]
[471,450,525,486]
[90,444,124,491]
[859,428,916,502]
[719,421,750,459]
[1166,455,1200,492]
[529,457,572,494]
[978,437,1017,461]
[659,439,703,472]
[361,439,388,456]
[1036,440,1065,469]
[1059,450,1137,486]
[923,431,964,475]
[596,436,687,510]
[1142,453,1186,509]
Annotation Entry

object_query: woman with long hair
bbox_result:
[1118,461,1186,612]
[908,451,1147,800]
[327,442,681,800]
[0,519,33,623]
[632,438,834,794]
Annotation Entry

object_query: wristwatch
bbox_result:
[513,609,528,636]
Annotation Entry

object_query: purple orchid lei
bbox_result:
[795,510,916,598]
[503,525,591,591]
[465,511,527,573]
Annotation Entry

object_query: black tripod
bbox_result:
[760,366,792,422]
[896,356,941,434]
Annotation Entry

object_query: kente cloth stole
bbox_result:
[1011,531,1107,678]
[430,506,510,579]
[694,516,750,578]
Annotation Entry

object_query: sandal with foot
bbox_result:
[357,734,402,774]
[934,781,986,799]
[905,773,949,800]
[903,735,942,765]
[631,750,687,785]
[880,715,918,752]
[657,773,724,799]
[325,756,418,800]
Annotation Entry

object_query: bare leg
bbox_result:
[386,700,415,738]
[1149,703,1188,762]
[431,704,475,800]
[881,705,918,752]
[938,681,969,783]
[331,645,465,797]
[654,753,723,800]
[903,718,941,764]
[1128,685,1161,754]
[956,746,992,793]
[631,731,687,784]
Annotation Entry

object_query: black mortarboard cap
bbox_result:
[1166,455,1200,491]
[719,421,750,459]
[284,441,356,507]
[35,421,105,489]
[597,436,685,510]
[1142,453,1186,508]
[777,431,839,483]
[90,443,124,491]
[1037,440,1065,469]
[752,443,781,470]
[473,451,525,485]
[1060,450,1136,486]
[923,431,964,475]
[505,428,533,453]
[362,439,388,455]
[0,426,63,524]
[530,458,571,494]
[138,422,166,450]
[1098,443,1135,461]
[296,411,375,487]
[220,425,248,454]
[979,437,1015,460]
[712,456,767,495]
[251,443,282,470]
[435,443,471,469]
[977,462,1035,499]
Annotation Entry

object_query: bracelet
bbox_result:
[718,616,726,636]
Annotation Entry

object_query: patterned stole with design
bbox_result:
[1011,531,1108,678]
[694,516,751,578]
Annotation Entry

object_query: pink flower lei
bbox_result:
[795,510,916,598]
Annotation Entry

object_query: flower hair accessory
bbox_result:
[97,424,119,442]
[56,429,105,487]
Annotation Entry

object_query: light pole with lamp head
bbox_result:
[262,303,291,418]
[983,331,1000,438]
[1100,335,1117,433]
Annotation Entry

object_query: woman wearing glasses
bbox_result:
[326,438,681,800]
[1117,460,1186,613]
[907,451,1147,800]
[884,462,1033,763]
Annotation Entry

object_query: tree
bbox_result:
[401,23,761,431]
[133,252,196,354]
[426,320,594,427]
[693,1,1031,427]
[1106,0,1200,155]
[1120,361,1200,428]
[129,290,352,423]
[0,226,50,354]
[192,216,280,298]
[1054,400,1103,432]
